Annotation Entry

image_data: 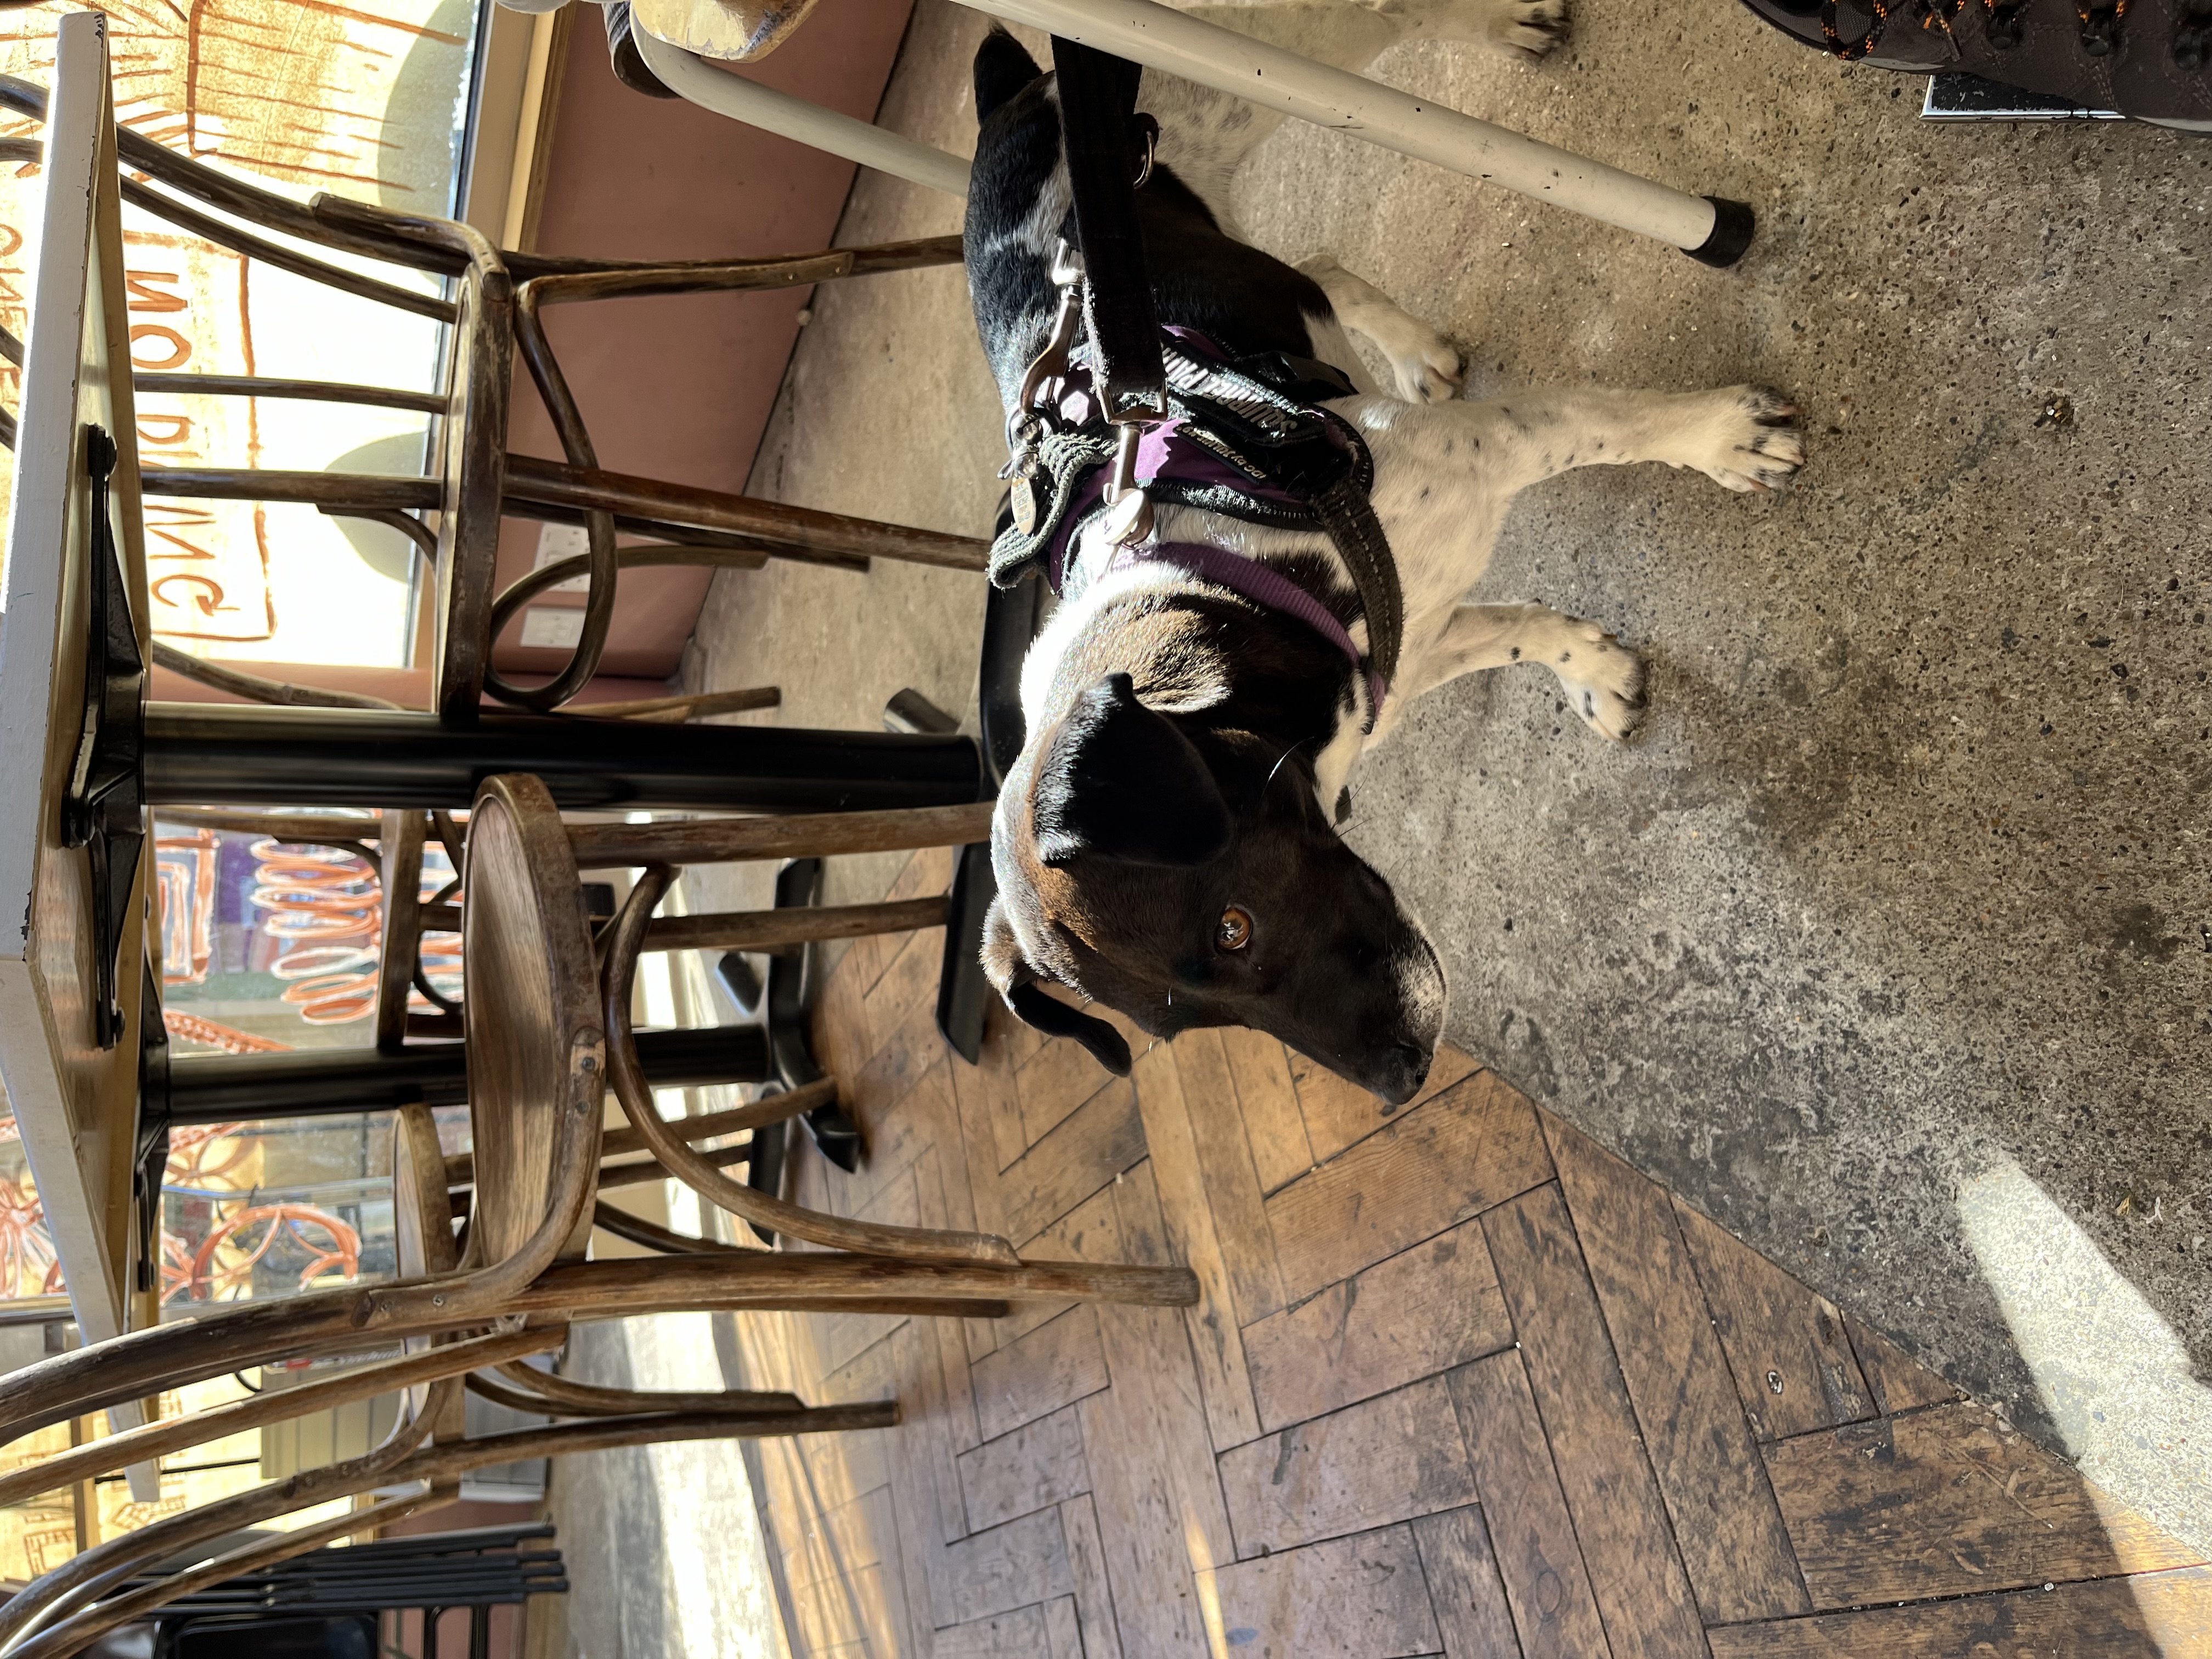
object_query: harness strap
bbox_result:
[1027,40,1405,723]
[1311,477,1402,690]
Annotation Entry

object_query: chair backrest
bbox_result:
[425,230,514,724]
[459,774,603,1268]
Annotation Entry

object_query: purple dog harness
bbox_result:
[1037,336,1390,720]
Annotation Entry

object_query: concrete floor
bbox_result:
[682,0,2211,1554]
[543,1315,791,1659]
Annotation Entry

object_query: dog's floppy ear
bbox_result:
[1034,673,1232,868]
[980,895,1133,1076]
[974,25,1043,125]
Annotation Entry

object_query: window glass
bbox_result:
[0,0,486,667]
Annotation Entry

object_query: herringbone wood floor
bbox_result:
[719,847,2210,1657]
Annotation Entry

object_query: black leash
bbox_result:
[1031,37,1406,696]
[1051,39,1164,426]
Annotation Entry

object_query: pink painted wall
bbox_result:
[492,0,919,685]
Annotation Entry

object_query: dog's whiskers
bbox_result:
[1263,738,1311,792]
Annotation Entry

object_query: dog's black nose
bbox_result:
[1376,1041,1432,1107]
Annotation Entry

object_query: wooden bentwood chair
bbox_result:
[0,67,990,725]
[0,776,1198,1657]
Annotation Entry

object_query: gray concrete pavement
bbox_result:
[545,1316,791,1659]
[686,0,2211,1551]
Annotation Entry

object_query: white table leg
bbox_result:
[631,27,972,198]
[634,0,1746,258]
[954,0,1750,262]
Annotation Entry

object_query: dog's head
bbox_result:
[985,671,1444,1103]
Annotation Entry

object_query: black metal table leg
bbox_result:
[938,564,1043,1060]
[155,1025,773,1123]
[144,704,983,811]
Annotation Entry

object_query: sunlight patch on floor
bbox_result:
[623,1312,791,1659]
[1958,1151,2212,1564]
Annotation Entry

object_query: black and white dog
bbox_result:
[968,15,1803,1103]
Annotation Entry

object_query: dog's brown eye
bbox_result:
[1217,906,1252,952]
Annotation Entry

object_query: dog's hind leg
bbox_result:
[1358,382,1802,612]
[1358,384,1803,741]
[1384,602,1645,741]
[1301,256,1462,403]
[1441,383,1806,499]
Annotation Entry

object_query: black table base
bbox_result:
[155,1026,771,1124]
[145,704,982,812]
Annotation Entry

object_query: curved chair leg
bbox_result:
[0,1377,457,1650]
[591,1198,757,1255]
[3,1404,899,1659]
[0,1251,1192,1449]
[7,1403,902,1659]
[519,1252,1192,1318]
[9,1487,442,1659]
[0,1276,502,1450]
[602,868,1020,1263]
[0,1327,555,1511]
[466,1360,804,1419]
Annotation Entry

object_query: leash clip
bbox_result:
[1007,241,1088,459]
[1014,286,1085,426]
[1005,240,1093,530]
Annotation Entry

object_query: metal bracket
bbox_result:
[132,961,170,1294]
[59,424,147,1049]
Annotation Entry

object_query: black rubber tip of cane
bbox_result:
[1685,198,1757,269]
[605,2,680,98]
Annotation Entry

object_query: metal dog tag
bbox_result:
[1099,487,1152,547]
[1011,476,1040,534]
[1099,420,1153,546]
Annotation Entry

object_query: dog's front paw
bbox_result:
[1683,385,1805,494]
[1358,309,1462,403]
[1551,619,1646,742]
[1391,328,1464,404]
[1489,0,1571,59]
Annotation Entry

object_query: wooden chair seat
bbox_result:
[459,776,601,1269]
